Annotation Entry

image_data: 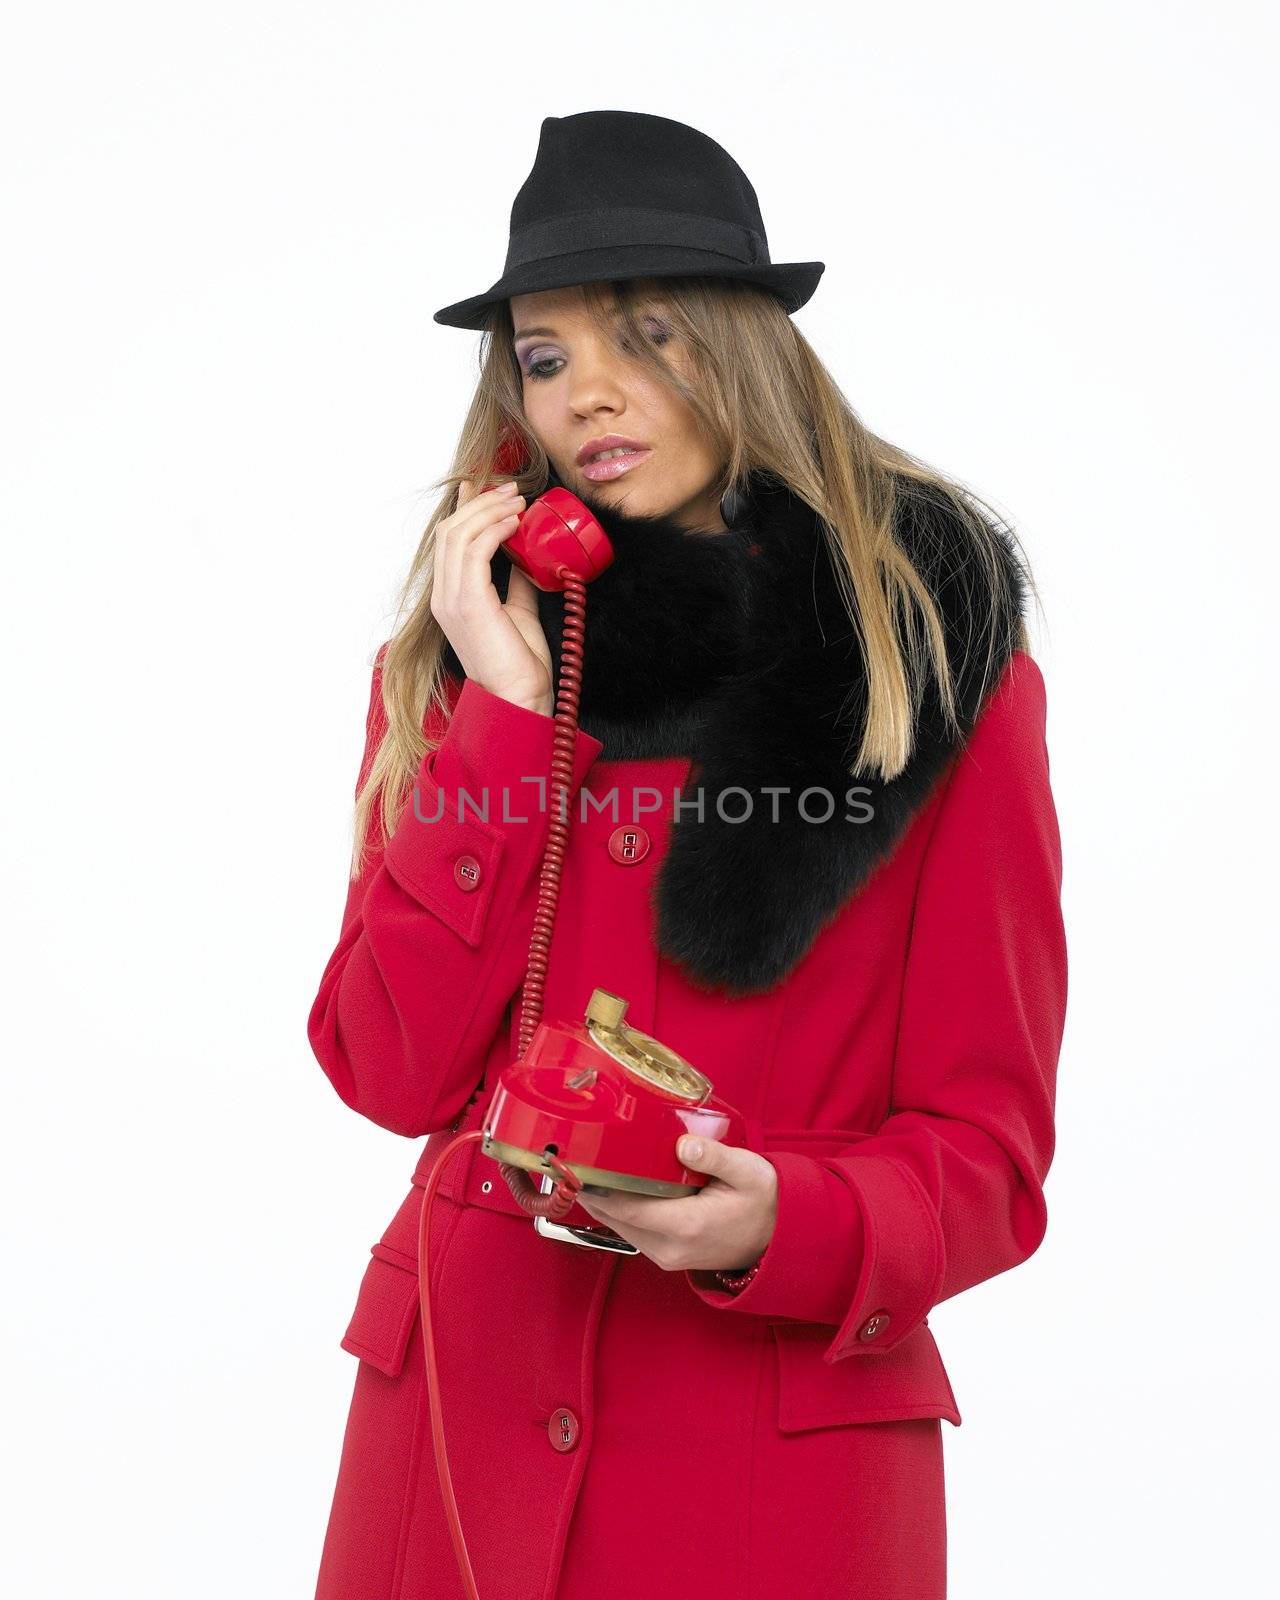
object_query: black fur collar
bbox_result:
[441,468,1027,995]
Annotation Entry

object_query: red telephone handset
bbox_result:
[482,429,614,591]
[421,430,747,1599]
[501,490,615,591]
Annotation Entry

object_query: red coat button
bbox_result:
[453,854,482,892]
[547,1407,580,1452]
[607,825,650,864]
[858,1310,891,1342]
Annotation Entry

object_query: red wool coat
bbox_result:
[307,645,1067,1600]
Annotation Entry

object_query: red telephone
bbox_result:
[417,429,747,1599]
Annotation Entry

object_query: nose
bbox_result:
[566,337,630,419]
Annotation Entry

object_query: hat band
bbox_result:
[504,207,766,272]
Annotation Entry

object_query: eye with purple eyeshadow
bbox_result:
[518,315,672,381]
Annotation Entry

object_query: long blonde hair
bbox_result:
[351,274,1039,878]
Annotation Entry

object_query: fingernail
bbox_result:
[682,1138,703,1162]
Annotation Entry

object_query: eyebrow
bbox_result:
[512,306,664,343]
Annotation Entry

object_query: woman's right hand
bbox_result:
[430,478,554,717]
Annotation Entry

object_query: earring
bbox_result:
[719,480,748,528]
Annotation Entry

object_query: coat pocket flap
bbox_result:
[383,776,504,949]
[772,1321,962,1431]
[339,1250,421,1379]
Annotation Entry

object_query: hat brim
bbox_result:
[432,246,825,330]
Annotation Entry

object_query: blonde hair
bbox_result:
[351,274,1039,879]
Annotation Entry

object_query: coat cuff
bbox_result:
[384,677,602,943]
[684,1153,864,1330]
[683,1149,945,1364]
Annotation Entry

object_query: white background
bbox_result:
[2,2,1275,1594]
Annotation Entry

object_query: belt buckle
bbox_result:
[532,1173,639,1254]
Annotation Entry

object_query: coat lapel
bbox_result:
[442,468,1028,996]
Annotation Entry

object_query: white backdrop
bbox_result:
[2,3,1275,1594]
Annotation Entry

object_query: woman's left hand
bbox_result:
[574,1136,778,1273]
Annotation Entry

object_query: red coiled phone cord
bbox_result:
[416,568,589,1600]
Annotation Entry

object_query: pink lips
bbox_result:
[580,447,653,483]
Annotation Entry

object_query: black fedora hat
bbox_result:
[432,109,825,331]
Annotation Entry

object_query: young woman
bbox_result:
[307,111,1068,1600]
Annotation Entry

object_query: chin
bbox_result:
[581,477,654,508]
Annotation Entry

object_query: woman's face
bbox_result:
[510,284,728,532]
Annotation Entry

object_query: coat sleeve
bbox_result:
[682,651,1068,1363]
[306,644,604,1137]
